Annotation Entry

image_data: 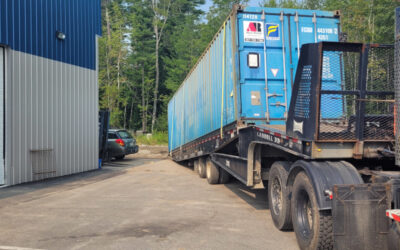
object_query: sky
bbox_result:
[200,0,265,12]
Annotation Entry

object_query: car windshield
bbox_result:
[118,131,133,139]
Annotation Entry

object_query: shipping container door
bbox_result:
[263,12,292,123]
[238,14,267,121]
[0,47,4,185]
[238,12,292,124]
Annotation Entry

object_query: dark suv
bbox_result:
[106,129,139,160]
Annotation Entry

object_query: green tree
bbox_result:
[99,0,129,127]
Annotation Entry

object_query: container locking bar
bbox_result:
[262,10,270,123]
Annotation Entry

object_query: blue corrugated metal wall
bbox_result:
[0,0,101,70]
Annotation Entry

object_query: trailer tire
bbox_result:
[194,160,199,174]
[206,158,219,184]
[219,168,231,184]
[198,158,207,178]
[268,161,292,230]
[291,172,333,250]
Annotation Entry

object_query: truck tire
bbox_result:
[198,158,207,178]
[206,158,219,184]
[291,172,333,250]
[268,161,292,230]
[219,168,231,184]
[194,159,199,174]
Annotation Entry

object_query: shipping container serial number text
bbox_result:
[243,14,258,20]
[257,132,281,144]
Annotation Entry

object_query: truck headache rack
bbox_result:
[287,42,395,142]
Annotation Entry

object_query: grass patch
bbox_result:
[136,131,168,146]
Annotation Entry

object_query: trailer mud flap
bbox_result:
[333,184,391,250]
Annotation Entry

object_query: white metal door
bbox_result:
[0,47,4,185]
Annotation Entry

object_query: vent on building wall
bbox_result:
[30,149,56,181]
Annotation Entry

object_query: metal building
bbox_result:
[0,0,102,186]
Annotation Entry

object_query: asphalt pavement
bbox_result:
[0,147,298,250]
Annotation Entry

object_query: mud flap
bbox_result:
[333,183,391,250]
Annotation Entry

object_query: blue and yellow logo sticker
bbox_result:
[266,23,280,40]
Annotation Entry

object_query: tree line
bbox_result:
[99,0,398,133]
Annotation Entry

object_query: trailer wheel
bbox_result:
[291,172,333,250]
[198,158,207,178]
[206,158,219,184]
[268,161,292,230]
[219,168,231,184]
[194,160,199,174]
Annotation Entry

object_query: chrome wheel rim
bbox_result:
[271,177,283,215]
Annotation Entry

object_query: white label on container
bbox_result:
[243,14,258,20]
[248,53,259,67]
[254,113,260,117]
[293,120,304,134]
[244,21,264,43]
[301,27,313,33]
[317,28,333,34]
[318,34,329,40]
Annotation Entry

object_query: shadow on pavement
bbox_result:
[176,160,269,211]
[224,180,269,210]
[0,157,159,202]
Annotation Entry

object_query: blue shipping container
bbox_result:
[168,6,340,152]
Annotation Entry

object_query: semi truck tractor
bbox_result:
[168,5,400,249]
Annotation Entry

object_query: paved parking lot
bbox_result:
[0,148,298,250]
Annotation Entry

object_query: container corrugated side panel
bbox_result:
[5,48,98,186]
[168,16,237,152]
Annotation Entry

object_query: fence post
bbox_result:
[395,7,400,166]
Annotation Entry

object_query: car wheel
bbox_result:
[115,155,125,160]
